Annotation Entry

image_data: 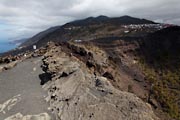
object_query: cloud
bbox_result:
[0,0,180,41]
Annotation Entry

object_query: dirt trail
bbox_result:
[0,57,53,119]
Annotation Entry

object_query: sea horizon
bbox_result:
[0,41,17,53]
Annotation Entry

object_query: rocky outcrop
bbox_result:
[41,43,159,120]
[0,61,19,72]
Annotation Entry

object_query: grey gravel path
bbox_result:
[0,57,53,119]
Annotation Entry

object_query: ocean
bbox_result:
[0,42,17,53]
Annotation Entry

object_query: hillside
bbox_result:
[1,15,179,120]
[137,26,180,119]
[88,26,180,119]
[64,15,155,27]
[20,15,156,48]
[9,38,27,46]
[140,26,180,69]
[1,15,158,57]
[20,26,60,47]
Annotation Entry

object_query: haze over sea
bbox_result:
[0,41,17,53]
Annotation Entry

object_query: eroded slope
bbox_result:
[40,43,158,120]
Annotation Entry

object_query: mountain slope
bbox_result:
[65,15,155,27]
[140,26,180,69]
[9,38,28,46]
[77,26,180,119]
[21,26,61,47]
[137,26,180,119]
[20,15,156,48]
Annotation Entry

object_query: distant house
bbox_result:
[124,30,129,33]
[74,40,82,43]
[33,45,37,50]
[18,46,23,50]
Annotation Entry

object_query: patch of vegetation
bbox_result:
[139,58,180,120]
[88,27,97,34]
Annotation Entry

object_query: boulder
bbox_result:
[103,71,114,80]
[3,61,18,70]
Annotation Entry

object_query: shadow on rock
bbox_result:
[39,73,51,85]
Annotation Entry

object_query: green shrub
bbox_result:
[139,57,180,119]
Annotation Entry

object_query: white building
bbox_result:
[33,45,37,50]
[74,40,82,43]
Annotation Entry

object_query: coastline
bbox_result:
[0,42,17,54]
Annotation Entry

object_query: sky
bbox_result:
[0,0,180,42]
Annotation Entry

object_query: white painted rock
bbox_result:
[5,113,51,120]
